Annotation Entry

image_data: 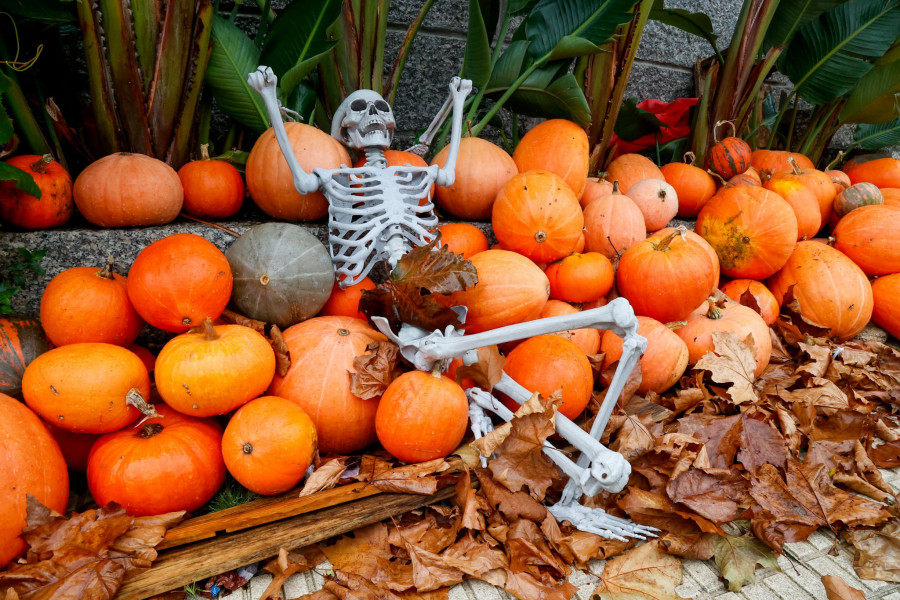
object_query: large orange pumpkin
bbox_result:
[606,154,664,193]
[0,394,68,568]
[655,226,720,289]
[768,241,873,340]
[439,250,549,333]
[127,233,233,333]
[660,157,716,218]
[832,205,900,276]
[437,223,489,259]
[880,188,900,208]
[269,316,386,454]
[616,228,717,323]
[87,403,225,516]
[22,343,149,433]
[601,316,688,394]
[872,274,900,339]
[155,320,276,417]
[353,150,434,204]
[719,279,780,325]
[432,137,518,219]
[582,181,647,259]
[246,122,351,221]
[545,252,614,303]
[750,149,814,178]
[492,170,584,262]
[538,300,601,355]
[767,159,835,224]
[512,119,589,199]
[763,178,822,240]
[845,157,900,189]
[40,258,144,347]
[74,152,183,227]
[696,186,798,279]
[0,316,50,397]
[0,154,73,229]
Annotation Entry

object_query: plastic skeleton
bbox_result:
[248,68,655,540]
[248,66,471,286]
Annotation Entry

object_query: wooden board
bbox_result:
[114,486,455,600]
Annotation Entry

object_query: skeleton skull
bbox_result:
[332,90,396,150]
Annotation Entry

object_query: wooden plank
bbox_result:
[115,486,456,600]
[158,482,381,550]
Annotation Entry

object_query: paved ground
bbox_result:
[213,466,900,600]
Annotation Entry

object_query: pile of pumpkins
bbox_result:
[2,116,900,571]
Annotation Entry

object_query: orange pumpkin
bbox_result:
[222,396,317,495]
[127,233,233,333]
[22,343,149,433]
[750,149,814,178]
[246,122,351,221]
[439,250,549,334]
[178,148,245,219]
[74,153,183,227]
[0,154,73,229]
[601,316,688,394]
[719,279,780,326]
[767,159,835,224]
[709,136,751,180]
[0,316,50,397]
[432,137,518,219]
[833,182,883,218]
[538,300,601,355]
[768,241,873,340]
[582,181,647,259]
[727,169,762,187]
[832,205,900,276]
[660,156,716,218]
[880,188,900,208]
[269,316,386,454]
[606,154,665,194]
[492,170,584,262]
[437,223,489,258]
[763,178,822,240]
[320,276,375,320]
[376,371,468,463]
[655,226,721,289]
[826,169,851,197]
[87,403,225,516]
[845,157,900,189]
[545,252,614,303]
[45,421,99,473]
[872,274,900,339]
[155,320,276,417]
[696,186,798,279]
[626,178,679,232]
[580,175,615,209]
[353,150,434,204]
[616,228,717,323]
[513,119,590,199]
[40,258,144,347]
[0,394,68,568]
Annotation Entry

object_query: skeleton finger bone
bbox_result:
[547,503,658,541]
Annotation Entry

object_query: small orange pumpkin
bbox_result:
[660,155,716,218]
[319,276,375,321]
[582,181,647,259]
[432,137,518,219]
[513,119,590,199]
[437,223,489,258]
[626,178,679,232]
[538,300,601,355]
[579,175,615,209]
[545,252,614,303]
[708,128,751,180]
[768,158,835,224]
[845,157,900,189]
[719,279,780,326]
[601,316,688,394]
[832,205,900,276]
[763,178,822,240]
[750,149,814,178]
[178,146,245,219]
[606,154,665,194]
[0,154,73,229]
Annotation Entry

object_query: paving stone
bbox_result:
[567,568,600,600]
[449,578,510,600]
[805,555,887,593]
[806,529,837,552]
[761,572,817,600]
[248,573,274,600]
[683,559,727,594]
[283,569,327,599]
[881,592,900,600]
[783,540,820,561]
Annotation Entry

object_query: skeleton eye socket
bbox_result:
[374,100,390,112]
[350,99,368,111]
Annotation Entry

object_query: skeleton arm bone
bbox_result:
[247,67,320,194]
[435,78,473,187]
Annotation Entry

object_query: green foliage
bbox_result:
[853,117,900,150]
[200,475,260,514]
[614,97,666,141]
[0,247,46,315]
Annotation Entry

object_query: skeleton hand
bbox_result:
[247,66,278,97]
[449,77,473,101]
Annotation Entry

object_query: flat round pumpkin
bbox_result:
[872,274,900,339]
[832,205,900,276]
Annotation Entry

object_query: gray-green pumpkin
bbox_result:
[226,223,334,328]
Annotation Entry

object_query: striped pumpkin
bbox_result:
[833,182,883,218]
[709,137,751,180]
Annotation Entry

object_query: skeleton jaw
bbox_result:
[344,123,392,150]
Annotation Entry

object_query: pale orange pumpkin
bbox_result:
[601,316,688,394]
[432,137,517,219]
[512,119,590,198]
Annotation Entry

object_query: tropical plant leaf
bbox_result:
[853,117,900,149]
[130,0,159,89]
[614,97,666,141]
[0,76,12,145]
[207,15,270,132]
[259,0,341,98]
[462,0,493,88]
[783,0,900,105]
[840,57,900,123]
[764,0,843,52]
[650,0,718,54]
[0,161,40,197]
[523,0,639,60]
[0,0,75,23]
[507,0,539,16]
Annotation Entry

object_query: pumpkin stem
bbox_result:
[31,154,54,174]
[611,180,620,194]
[242,442,254,455]
[707,168,730,188]
[97,256,116,280]
[200,143,211,161]
[430,361,444,378]
[683,151,696,166]
[200,317,220,341]
[596,170,608,181]
[126,388,158,418]
[705,297,724,319]
[713,120,736,143]
[652,225,687,252]
[825,150,844,172]
[534,230,547,243]
[140,423,164,438]
[787,156,803,175]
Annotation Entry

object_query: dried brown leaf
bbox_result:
[220,308,266,332]
[737,416,788,476]
[821,574,866,600]
[666,467,752,525]
[714,533,780,592]
[454,346,506,392]
[441,533,508,577]
[659,532,718,560]
[505,519,568,578]
[693,414,742,469]
[300,458,350,497]
[610,415,655,462]
[502,570,578,600]
[390,237,478,294]
[350,342,400,400]
[268,324,292,377]
[694,332,759,404]
[367,458,455,495]
[404,543,465,592]
[475,470,547,523]
[326,571,403,600]
[844,521,900,582]
[472,393,545,458]
[261,547,327,600]
[455,470,489,531]
[617,488,722,537]
[592,539,683,599]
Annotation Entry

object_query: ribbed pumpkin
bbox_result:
[492,170,584,262]
[763,178,822,240]
[0,316,50,397]
[606,154,665,193]
[512,119,589,199]
[87,403,225,516]
[127,233,233,333]
[22,343,149,433]
[601,316,688,394]
[696,186,798,279]
[833,182,883,218]
[768,241,873,340]
[178,146,245,219]
[246,123,351,221]
[660,156,716,218]
[222,396,317,495]
[626,178,679,232]
[675,298,772,377]
[582,181,647,259]
[437,223,490,259]
[503,334,593,420]
[832,205,900,276]
[719,279,780,326]
[872,274,900,339]
[655,226,721,289]
[772,160,835,225]
[882,188,900,208]
[616,228,717,323]
[545,252,614,303]
[750,149,814,178]
[579,175,615,209]
[432,137,518,219]
[440,250,549,334]
[155,320,276,417]
[0,394,68,568]
[320,276,375,320]
[538,300,601,355]
[0,154,73,229]
[40,258,144,347]
[226,223,334,328]
[74,153,183,227]
[269,316,386,454]
[708,134,751,180]
[728,169,762,187]
[845,157,900,189]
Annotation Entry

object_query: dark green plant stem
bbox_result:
[197,93,213,155]
[251,0,277,25]
[34,85,66,170]
[511,111,519,148]
[785,97,799,149]
[372,0,390,93]
[767,89,796,149]
[223,123,238,151]
[359,0,378,90]
[254,0,273,49]
[0,33,52,155]
[386,0,437,104]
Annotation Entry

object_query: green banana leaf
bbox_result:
[462,0,493,88]
[614,97,666,141]
[0,163,40,196]
[0,0,74,23]
[783,0,900,105]
[763,0,843,52]
[207,15,270,132]
[507,0,539,17]
[854,117,900,149]
[0,78,12,145]
[840,58,900,123]
[259,0,341,98]
[523,0,639,60]
[649,0,718,55]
